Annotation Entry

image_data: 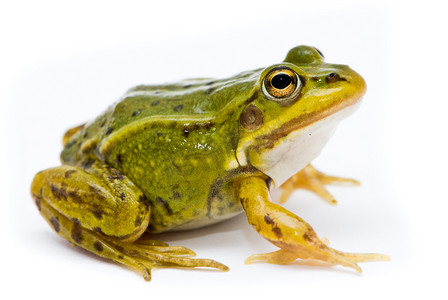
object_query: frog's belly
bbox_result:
[146,182,245,233]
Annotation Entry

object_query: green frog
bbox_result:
[31,45,389,281]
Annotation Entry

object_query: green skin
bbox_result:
[31,46,386,281]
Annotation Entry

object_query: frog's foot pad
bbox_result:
[279,164,360,204]
[245,248,389,273]
[109,238,229,281]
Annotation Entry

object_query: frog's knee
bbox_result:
[62,124,85,146]
[31,166,150,242]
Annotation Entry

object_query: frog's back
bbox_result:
[61,70,260,165]
[106,70,261,132]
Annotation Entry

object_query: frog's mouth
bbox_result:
[237,98,362,187]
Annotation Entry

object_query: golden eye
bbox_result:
[262,67,302,103]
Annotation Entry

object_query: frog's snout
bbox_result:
[349,69,366,96]
[332,66,366,102]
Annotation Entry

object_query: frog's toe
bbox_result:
[110,240,229,281]
[333,250,391,263]
[280,164,360,205]
[245,249,298,265]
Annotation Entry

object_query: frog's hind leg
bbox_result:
[279,164,360,205]
[35,199,227,281]
[31,162,228,281]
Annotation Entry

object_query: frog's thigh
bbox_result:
[31,164,150,243]
[236,177,388,272]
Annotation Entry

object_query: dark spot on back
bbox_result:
[105,127,114,135]
[72,218,80,224]
[183,84,192,88]
[206,81,215,85]
[71,224,83,244]
[119,192,126,200]
[83,131,88,138]
[182,130,189,138]
[93,241,104,252]
[117,255,124,260]
[64,169,77,178]
[132,109,142,117]
[173,104,184,112]
[173,191,181,199]
[49,217,60,232]
[206,87,214,94]
[116,154,123,165]
[156,132,163,137]
[156,197,173,215]
[151,100,160,106]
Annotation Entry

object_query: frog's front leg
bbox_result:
[279,164,360,205]
[31,161,228,281]
[236,176,389,272]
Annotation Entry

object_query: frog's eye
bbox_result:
[262,67,302,104]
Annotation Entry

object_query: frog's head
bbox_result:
[236,45,366,187]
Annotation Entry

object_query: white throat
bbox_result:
[255,103,360,187]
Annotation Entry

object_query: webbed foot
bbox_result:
[104,236,229,281]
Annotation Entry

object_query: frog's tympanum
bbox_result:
[31,46,389,281]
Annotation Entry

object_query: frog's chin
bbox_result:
[252,100,362,187]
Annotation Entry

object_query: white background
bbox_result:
[1,0,447,298]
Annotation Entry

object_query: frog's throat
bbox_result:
[237,100,362,187]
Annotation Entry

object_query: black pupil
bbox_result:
[271,73,292,89]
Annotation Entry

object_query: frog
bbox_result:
[30,45,389,281]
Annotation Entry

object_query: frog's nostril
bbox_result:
[325,73,347,84]
[325,73,340,84]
